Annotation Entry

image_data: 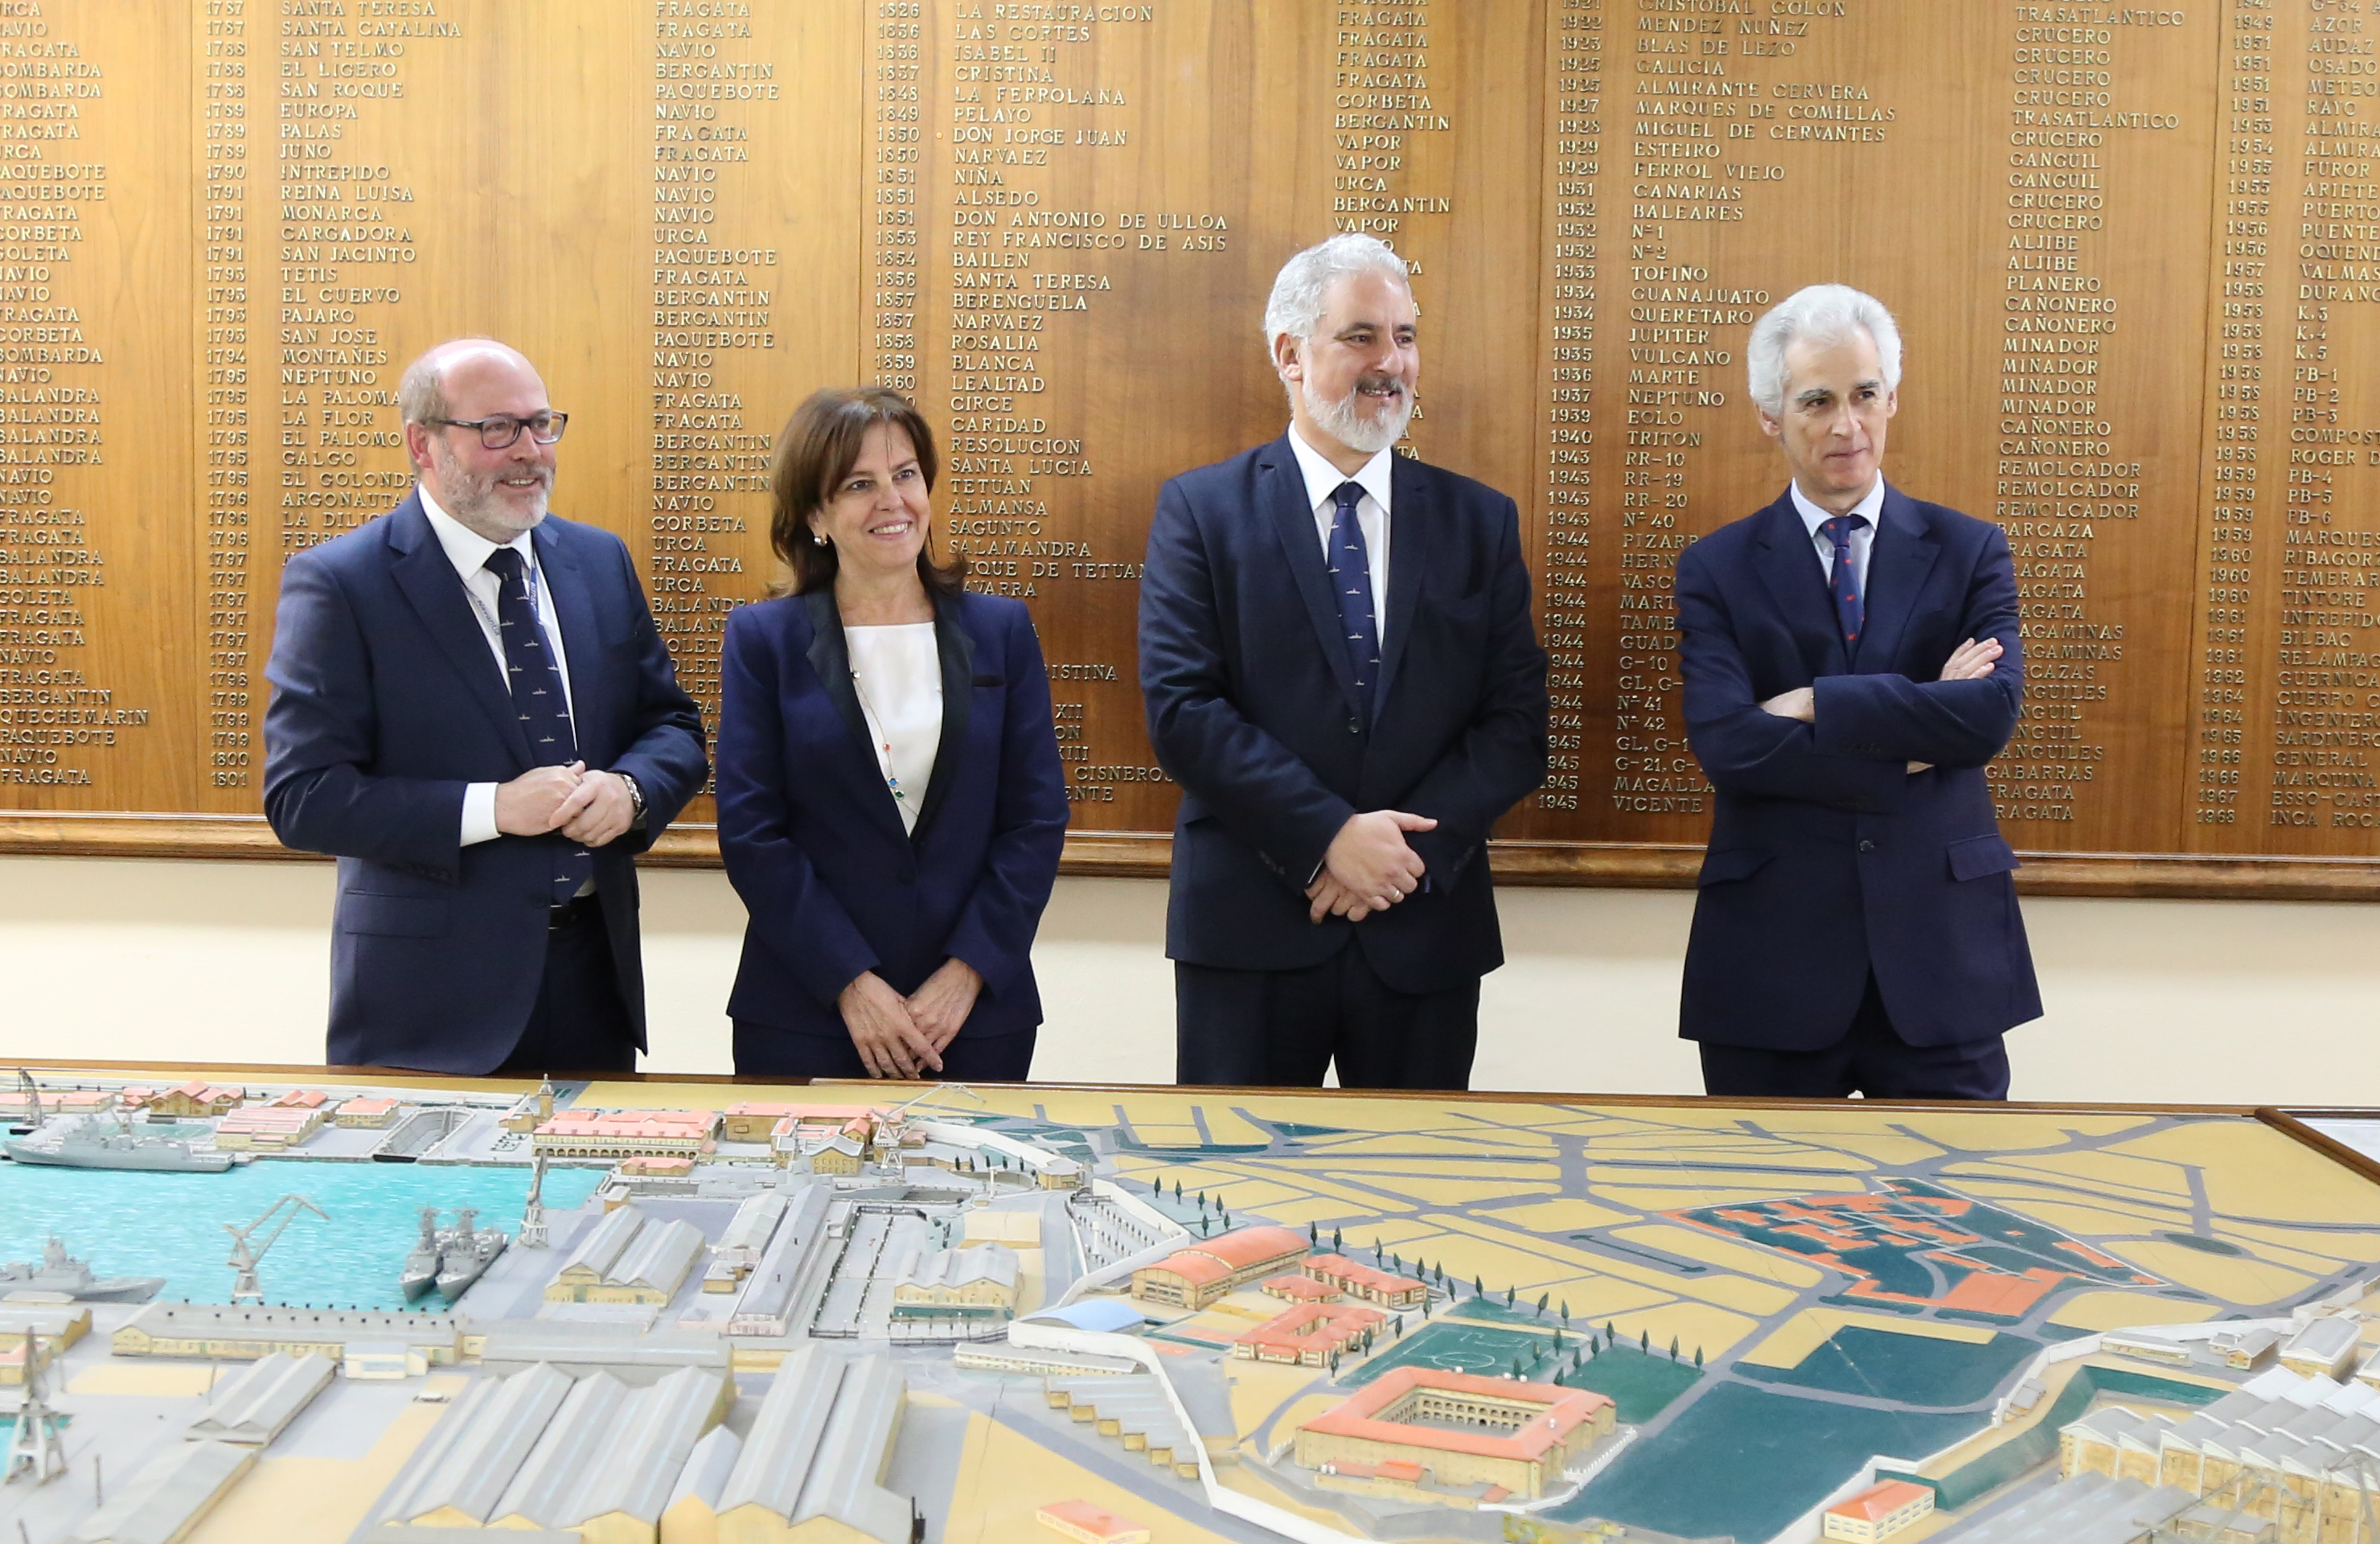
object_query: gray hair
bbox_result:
[1746,284,1902,418]
[396,337,515,426]
[1262,233,1411,351]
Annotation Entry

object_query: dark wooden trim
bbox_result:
[5,813,2380,901]
[2258,1108,2380,1189]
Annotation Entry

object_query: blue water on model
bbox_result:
[0,1160,604,1312]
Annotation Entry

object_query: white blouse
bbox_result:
[844,622,942,833]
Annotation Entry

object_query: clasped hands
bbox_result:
[837,959,983,1080]
[1757,636,2002,774]
[1305,807,1438,924]
[494,762,635,848]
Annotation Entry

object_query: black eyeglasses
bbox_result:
[425,411,568,450]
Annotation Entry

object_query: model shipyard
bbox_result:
[2,1077,2380,1544]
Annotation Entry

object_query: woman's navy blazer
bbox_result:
[716,586,1069,1043]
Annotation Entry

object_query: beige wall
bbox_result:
[2,854,2374,1107]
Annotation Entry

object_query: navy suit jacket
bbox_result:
[1676,485,2042,1051]
[715,588,1068,1047]
[1139,436,1549,993]
[263,493,708,1074]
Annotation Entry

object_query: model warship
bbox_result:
[0,1235,164,1303]
[399,1205,509,1303]
[3,1112,241,1173]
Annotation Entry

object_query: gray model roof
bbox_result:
[69,1439,256,1544]
[478,1323,730,1378]
[664,1423,744,1517]
[2284,1314,2363,1364]
[613,1218,706,1296]
[720,1193,787,1260]
[569,1365,727,1526]
[491,1371,631,1528]
[715,1344,909,1538]
[375,1362,573,1526]
[897,1242,1019,1293]
[1929,1472,2194,1544]
[555,1204,646,1282]
[184,1351,335,1444]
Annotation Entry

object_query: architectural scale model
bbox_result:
[1,1068,2378,1544]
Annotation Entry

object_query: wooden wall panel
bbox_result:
[2,0,2377,898]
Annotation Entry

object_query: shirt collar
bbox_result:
[1286,423,1396,515]
[1790,474,1886,540]
[418,484,536,577]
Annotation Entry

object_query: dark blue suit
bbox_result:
[715,588,1068,1078]
[1140,436,1548,1085]
[263,494,708,1074]
[1676,486,2041,1093]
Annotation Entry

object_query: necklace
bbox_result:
[847,667,907,807]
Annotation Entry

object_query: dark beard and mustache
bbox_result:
[1303,372,1414,454]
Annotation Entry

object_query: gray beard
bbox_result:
[430,442,551,537]
[1303,376,1412,455]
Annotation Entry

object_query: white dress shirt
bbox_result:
[1286,425,1393,651]
[418,491,577,849]
[1789,475,1886,599]
[845,622,942,835]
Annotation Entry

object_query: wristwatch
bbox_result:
[618,773,646,826]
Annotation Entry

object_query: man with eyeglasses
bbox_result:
[264,338,708,1074]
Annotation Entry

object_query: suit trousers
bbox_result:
[494,901,638,1075]
[1175,940,1479,1090]
[732,1020,1037,1083]
[1697,971,2011,1100]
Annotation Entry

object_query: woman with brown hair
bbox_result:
[715,387,1068,1078]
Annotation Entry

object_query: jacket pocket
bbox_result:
[1947,833,2021,882]
[1696,847,1773,886]
[338,891,451,938]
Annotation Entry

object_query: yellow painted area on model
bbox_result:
[1607,1222,1828,1289]
[963,1209,1044,1245]
[185,1402,449,1544]
[1582,1162,1853,1190]
[1221,1357,1327,1443]
[1234,1196,1347,1226]
[1992,1147,2215,1202]
[2113,1122,2380,1225]
[2104,1238,2317,1305]
[1237,1172,1423,1215]
[1307,1153,1565,1180]
[1310,1131,1555,1158]
[939,1409,1237,1544]
[1384,1176,1557,1206]
[66,1362,221,1397]
[1165,1176,1311,1211]
[1423,1209,1802,1316]
[1890,1111,2154,1149]
[2046,1291,2223,1333]
[1479,1197,1639,1234]
[1729,1126,1950,1167]
[1738,1308,1999,1370]
[2214,1218,2380,1264]
[908,1390,964,1408]
[1611,1300,1759,1361]
[1948,1195,2193,1242]
[1582,1185,1826,1213]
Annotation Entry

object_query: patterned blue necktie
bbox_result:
[483,546,591,901]
[1328,481,1381,724]
[1820,514,1869,654]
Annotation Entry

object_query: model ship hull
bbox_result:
[2,1138,238,1173]
[435,1233,506,1300]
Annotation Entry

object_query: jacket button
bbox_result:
[1348,717,1361,734]
[1858,840,1876,853]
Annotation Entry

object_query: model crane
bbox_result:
[4,1328,65,1484]
[10,1068,39,1135]
[519,1152,550,1249]
[224,1194,326,1305]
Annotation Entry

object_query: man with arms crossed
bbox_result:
[1676,284,2039,1099]
[265,339,708,1074]
[1139,234,1549,1089]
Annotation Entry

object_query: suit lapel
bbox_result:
[1260,437,1362,715]
[801,588,909,840]
[1371,453,1429,718]
[533,520,609,761]
[908,593,975,842]
[1857,487,1943,675]
[1751,492,1850,680]
[385,495,535,767]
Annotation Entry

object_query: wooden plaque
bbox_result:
[2,0,2377,901]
